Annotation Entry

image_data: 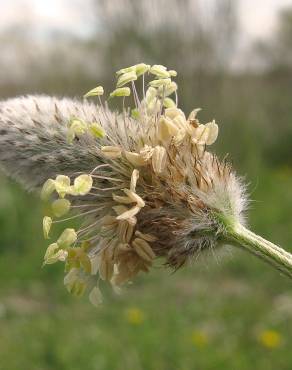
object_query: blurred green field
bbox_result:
[0,166,291,370]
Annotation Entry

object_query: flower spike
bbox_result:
[0,62,290,307]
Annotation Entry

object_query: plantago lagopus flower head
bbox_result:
[1,63,291,306]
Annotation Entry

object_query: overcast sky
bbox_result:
[1,0,292,41]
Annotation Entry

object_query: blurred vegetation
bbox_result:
[0,1,291,369]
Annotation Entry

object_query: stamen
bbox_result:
[71,204,100,208]
[90,164,111,175]
[90,175,124,182]
[52,208,103,223]
[175,90,178,106]
[92,185,122,191]
[77,219,101,236]
[131,81,140,110]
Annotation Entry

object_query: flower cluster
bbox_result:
[40,63,226,306]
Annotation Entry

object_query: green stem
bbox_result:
[226,223,292,279]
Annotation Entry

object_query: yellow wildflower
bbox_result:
[191,330,209,348]
[258,330,282,349]
[125,307,145,325]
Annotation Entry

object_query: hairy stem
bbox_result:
[226,223,292,279]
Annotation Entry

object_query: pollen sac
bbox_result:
[89,286,103,307]
[55,175,71,198]
[152,145,167,174]
[192,124,209,145]
[117,71,137,88]
[158,81,178,97]
[125,151,148,167]
[84,85,104,98]
[165,108,187,130]
[131,108,140,119]
[158,116,179,142]
[52,199,71,218]
[205,121,219,145]
[41,179,55,201]
[89,122,105,139]
[142,86,159,114]
[67,117,88,143]
[69,118,88,135]
[116,65,136,75]
[44,242,58,260]
[110,87,131,97]
[73,174,93,196]
[145,86,157,100]
[57,228,77,248]
[149,78,171,88]
[43,216,52,239]
[101,146,122,159]
[149,64,170,78]
[135,230,157,242]
[43,243,68,265]
[135,63,150,77]
[163,97,176,108]
[168,70,177,77]
[191,121,219,146]
[132,238,156,262]
[116,220,135,243]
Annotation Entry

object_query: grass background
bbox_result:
[0,167,291,370]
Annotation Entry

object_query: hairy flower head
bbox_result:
[0,63,250,305]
